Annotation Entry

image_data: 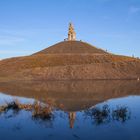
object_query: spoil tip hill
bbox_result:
[0,41,140,81]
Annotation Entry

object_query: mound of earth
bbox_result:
[34,41,107,54]
[0,41,140,81]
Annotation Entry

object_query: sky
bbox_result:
[0,0,140,59]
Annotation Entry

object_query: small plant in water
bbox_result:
[0,100,53,121]
[32,101,53,120]
[84,104,130,125]
[84,105,110,125]
[112,106,130,122]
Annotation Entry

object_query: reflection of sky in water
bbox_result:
[0,92,140,140]
[0,93,35,105]
[98,95,140,110]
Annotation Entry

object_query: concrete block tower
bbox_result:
[68,23,76,41]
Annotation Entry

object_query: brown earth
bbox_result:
[34,41,107,54]
[0,80,140,111]
[0,41,140,81]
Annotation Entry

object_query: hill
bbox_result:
[34,41,107,54]
[0,41,140,81]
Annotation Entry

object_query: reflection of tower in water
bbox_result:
[69,112,76,128]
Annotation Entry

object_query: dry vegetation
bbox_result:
[84,105,130,124]
[0,100,53,120]
[34,41,108,54]
[0,41,140,81]
[0,100,130,124]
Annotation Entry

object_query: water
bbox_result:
[0,80,140,140]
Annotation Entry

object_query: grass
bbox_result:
[32,101,52,120]
[0,50,139,79]
[0,54,139,70]
[112,106,130,122]
[84,105,130,124]
[0,100,53,120]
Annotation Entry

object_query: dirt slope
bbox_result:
[0,41,140,81]
[34,41,107,54]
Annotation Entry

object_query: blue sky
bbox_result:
[0,0,140,59]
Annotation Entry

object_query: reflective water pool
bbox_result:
[0,80,140,140]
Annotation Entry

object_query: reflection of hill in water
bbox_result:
[0,80,140,111]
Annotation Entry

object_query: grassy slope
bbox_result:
[0,53,140,81]
[34,41,107,54]
[0,41,140,81]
